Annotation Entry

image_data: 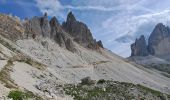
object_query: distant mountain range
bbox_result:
[129,23,170,79]
[131,23,170,57]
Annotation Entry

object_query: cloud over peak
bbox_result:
[35,0,170,57]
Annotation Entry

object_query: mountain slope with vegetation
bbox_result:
[0,13,169,100]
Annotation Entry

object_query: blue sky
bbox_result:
[1,0,170,57]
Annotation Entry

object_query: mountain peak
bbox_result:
[67,11,76,22]
[50,16,59,26]
[148,23,170,55]
[131,23,170,56]
[63,11,102,49]
[155,23,164,28]
[44,12,48,17]
[131,35,148,56]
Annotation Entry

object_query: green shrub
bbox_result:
[81,77,95,85]
[97,79,106,84]
[8,90,43,100]
[8,90,26,100]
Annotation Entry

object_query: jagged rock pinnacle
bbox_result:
[62,11,102,50]
[67,11,76,22]
[50,16,60,27]
[44,12,48,17]
[131,35,148,56]
[148,23,170,55]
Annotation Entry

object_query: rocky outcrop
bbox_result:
[23,13,51,38]
[97,40,104,48]
[131,23,170,57]
[23,13,76,52]
[23,12,103,52]
[148,23,170,55]
[40,13,51,37]
[62,12,101,49]
[49,16,65,47]
[23,17,41,38]
[49,17,60,39]
[49,16,76,52]
[65,38,76,52]
[0,14,24,41]
[131,35,149,56]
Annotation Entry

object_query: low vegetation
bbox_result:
[63,79,170,100]
[0,36,20,53]
[149,64,170,74]
[8,90,43,100]
[80,77,95,85]
[0,35,46,70]
[0,60,17,88]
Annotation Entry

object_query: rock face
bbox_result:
[62,12,102,49]
[97,40,104,48]
[131,23,170,57]
[0,14,24,41]
[23,12,103,52]
[40,13,51,37]
[23,13,51,38]
[23,13,76,52]
[49,16,66,47]
[49,16,76,52]
[131,35,149,56]
[148,23,170,55]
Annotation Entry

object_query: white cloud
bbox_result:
[101,9,170,57]
[35,0,152,17]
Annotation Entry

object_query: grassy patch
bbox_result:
[63,80,169,100]
[8,90,43,100]
[149,64,170,74]
[136,84,162,96]
[64,81,135,100]
[97,79,106,84]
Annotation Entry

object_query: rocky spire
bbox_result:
[40,12,51,37]
[97,40,104,48]
[67,11,76,22]
[44,12,48,17]
[148,23,170,55]
[62,11,101,50]
[50,16,59,27]
[131,35,149,56]
[49,16,77,52]
[49,16,60,39]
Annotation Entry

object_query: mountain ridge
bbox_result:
[0,13,170,99]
